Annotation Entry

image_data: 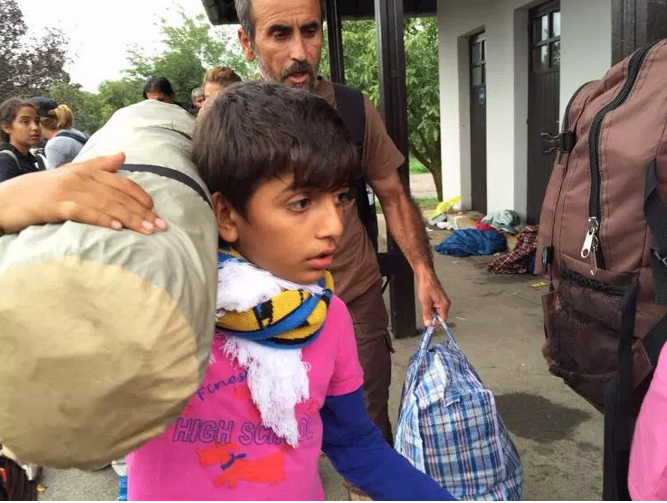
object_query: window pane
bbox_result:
[472,43,482,65]
[552,11,561,37]
[551,41,561,69]
[533,46,549,71]
[472,66,483,86]
[482,65,486,85]
[534,15,549,42]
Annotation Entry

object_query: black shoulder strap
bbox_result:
[56,131,88,146]
[645,160,667,303]
[121,164,212,210]
[332,83,380,253]
[34,154,45,171]
[333,83,365,154]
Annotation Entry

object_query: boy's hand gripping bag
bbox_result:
[0,100,218,469]
[395,318,524,500]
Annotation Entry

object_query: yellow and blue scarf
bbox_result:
[216,244,334,349]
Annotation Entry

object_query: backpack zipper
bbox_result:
[581,41,658,274]
[556,81,593,164]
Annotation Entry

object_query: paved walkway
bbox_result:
[37,228,604,501]
[409,173,438,199]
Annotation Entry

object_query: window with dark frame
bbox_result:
[532,6,561,73]
[471,32,486,87]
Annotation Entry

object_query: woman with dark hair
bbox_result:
[143,77,176,104]
[0,98,44,183]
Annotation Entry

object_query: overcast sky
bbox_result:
[17,0,212,92]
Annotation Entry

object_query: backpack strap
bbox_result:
[56,130,88,146]
[0,150,20,170]
[645,160,667,304]
[332,83,379,253]
[34,154,45,171]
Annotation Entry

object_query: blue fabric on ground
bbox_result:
[434,229,506,257]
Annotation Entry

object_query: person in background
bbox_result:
[202,66,242,101]
[32,97,88,170]
[142,77,176,104]
[0,98,44,183]
[188,87,205,116]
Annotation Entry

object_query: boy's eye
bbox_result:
[334,190,353,206]
[288,198,311,212]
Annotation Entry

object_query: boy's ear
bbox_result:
[238,28,255,62]
[212,192,240,243]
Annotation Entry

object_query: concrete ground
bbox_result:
[36,207,604,501]
[409,173,438,199]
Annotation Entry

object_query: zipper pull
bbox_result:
[581,217,600,275]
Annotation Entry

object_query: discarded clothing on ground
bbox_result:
[395,318,524,500]
[487,225,540,274]
[481,210,521,234]
[435,229,506,257]
[475,218,495,232]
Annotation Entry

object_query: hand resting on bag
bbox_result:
[0,152,167,235]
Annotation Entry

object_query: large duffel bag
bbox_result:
[0,100,218,469]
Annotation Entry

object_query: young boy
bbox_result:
[126,81,455,501]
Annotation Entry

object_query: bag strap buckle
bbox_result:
[654,250,667,267]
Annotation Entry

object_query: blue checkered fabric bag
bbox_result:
[395,318,523,501]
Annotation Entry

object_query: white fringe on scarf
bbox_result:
[216,258,323,447]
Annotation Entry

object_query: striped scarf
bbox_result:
[214,243,335,446]
[216,243,334,349]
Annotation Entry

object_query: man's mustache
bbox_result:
[281,61,315,79]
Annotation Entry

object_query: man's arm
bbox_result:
[370,171,451,325]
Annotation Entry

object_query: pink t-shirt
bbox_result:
[127,296,363,501]
[628,343,667,500]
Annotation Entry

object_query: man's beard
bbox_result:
[255,52,319,92]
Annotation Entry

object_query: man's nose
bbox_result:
[289,34,308,63]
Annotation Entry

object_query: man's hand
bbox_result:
[0,152,167,235]
[416,269,451,326]
[371,171,452,326]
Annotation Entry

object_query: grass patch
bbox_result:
[409,156,429,174]
[375,196,440,214]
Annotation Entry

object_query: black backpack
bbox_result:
[333,83,379,253]
[0,455,36,501]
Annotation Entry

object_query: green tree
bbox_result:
[49,81,106,134]
[337,18,443,200]
[0,0,70,102]
[125,9,255,105]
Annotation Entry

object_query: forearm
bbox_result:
[381,191,434,277]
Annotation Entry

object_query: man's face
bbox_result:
[146,92,175,104]
[193,95,205,109]
[238,0,323,91]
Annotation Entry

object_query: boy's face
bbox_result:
[214,173,350,284]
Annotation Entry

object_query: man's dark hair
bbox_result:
[143,77,175,99]
[0,98,37,143]
[193,81,358,216]
[235,0,325,42]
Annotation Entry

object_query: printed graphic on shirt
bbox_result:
[196,443,290,489]
[171,371,321,490]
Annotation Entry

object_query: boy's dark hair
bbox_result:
[193,81,359,216]
[143,77,175,99]
[0,98,37,143]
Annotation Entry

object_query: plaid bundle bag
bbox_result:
[395,318,523,500]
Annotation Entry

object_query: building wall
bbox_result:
[437,0,612,218]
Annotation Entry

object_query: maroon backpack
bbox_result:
[536,39,667,500]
